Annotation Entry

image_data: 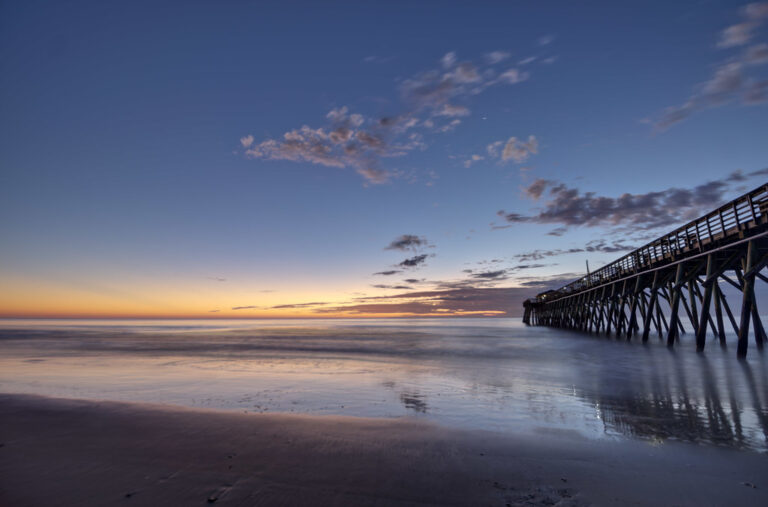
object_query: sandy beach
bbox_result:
[1,394,766,506]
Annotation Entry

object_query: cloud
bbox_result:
[744,79,768,103]
[385,234,429,251]
[495,68,529,85]
[435,104,471,117]
[514,240,638,262]
[718,22,756,48]
[717,3,768,48]
[363,55,395,64]
[538,34,555,46]
[206,277,226,282]
[436,119,462,133]
[232,305,259,310]
[655,2,768,130]
[524,177,552,199]
[242,106,422,184]
[242,46,538,183]
[400,51,532,117]
[486,135,538,164]
[374,270,401,276]
[269,302,327,309]
[485,51,511,64]
[372,284,414,290]
[399,254,429,268]
[516,272,582,290]
[745,43,768,63]
[502,135,538,162]
[425,263,550,292]
[547,227,568,237]
[469,270,508,280]
[498,177,732,231]
[441,51,457,69]
[314,287,540,317]
[464,154,485,168]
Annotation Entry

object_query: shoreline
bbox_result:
[1,394,767,506]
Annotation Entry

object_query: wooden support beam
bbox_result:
[717,285,740,336]
[627,275,643,340]
[720,274,742,290]
[713,282,726,345]
[667,263,685,347]
[696,254,715,351]
[642,274,658,342]
[738,241,756,358]
[606,283,617,336]
[680,290,698,336]
[743,252,768,279]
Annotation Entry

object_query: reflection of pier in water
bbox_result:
[574,351,768,451]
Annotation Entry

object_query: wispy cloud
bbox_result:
[374,270,401,276]
[516,272,582,289]
[485,50,511,64]
[243,106,413,184]
[269,302,328,309]
[314,287,538,317]
[385,234,429,251]
[538,34,555,46]
[718,3,768,47]
[241,48,537,184]
[372,284,414,290]
[469,269,508,280]
[231,301,329,310]
[399,254,429,268]
[463,154,485,168]
[515,240,637,262]
[486,135,538,163]
[654,2,768,130]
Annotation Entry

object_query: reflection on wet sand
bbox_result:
[576,351,768,450]
[399,392,429,413]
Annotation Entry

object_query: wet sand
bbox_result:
[1,394,766,506]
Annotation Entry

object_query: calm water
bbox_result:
[1,318,767,452]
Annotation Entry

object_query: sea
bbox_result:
[1,318,766,453]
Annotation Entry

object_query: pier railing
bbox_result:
[537,183,768,301]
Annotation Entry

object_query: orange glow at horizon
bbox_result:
[0,276,512,319]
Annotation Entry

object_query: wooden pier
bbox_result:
[523,183,768,358]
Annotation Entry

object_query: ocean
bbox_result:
[1,318,766,453]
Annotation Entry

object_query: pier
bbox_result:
[523,183,768,358]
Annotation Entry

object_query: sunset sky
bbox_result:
[1,0,767,318]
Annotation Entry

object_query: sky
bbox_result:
[1,0,767,318]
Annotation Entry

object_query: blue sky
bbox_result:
[1,0,767,317]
